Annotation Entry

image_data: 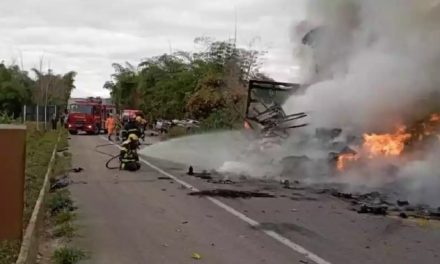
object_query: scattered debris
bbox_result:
[399,212,408,219]
[182,221,188,224]
[208,179,235,184]
[187,167,212,180]
[158,176,172,180]
[316,128,342,142]
[192,253,202,260]
[161,189,167,192]
[397,200,410,207]
[357,204,388,215]
[50,175,71,192]
[323,188,440,220]
[189,189,275,199]
[71,167,84,173]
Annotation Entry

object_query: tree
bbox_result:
[105,37,270,128]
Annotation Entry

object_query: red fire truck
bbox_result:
[67,98,114,135]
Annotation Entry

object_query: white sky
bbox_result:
[0,0,306,97]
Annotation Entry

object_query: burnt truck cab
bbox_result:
[67,100,104,135]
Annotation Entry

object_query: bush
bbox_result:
[0,240,20,264]
[52,247,87,264]
[48,190,75,216]
[55,211,76,225]
[53,223,77,238]
[0,111,13,124]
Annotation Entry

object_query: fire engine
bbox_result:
[67,98,115,135]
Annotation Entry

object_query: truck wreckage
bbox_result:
[212,79,440,221]
[244,80,308,139]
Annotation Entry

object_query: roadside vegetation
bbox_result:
[0,124,59,264]
[0,59,76,263]
[0,62,76,119]
[39,129,88,264]
[104,37,272,130]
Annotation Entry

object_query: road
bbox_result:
[69,135,440,264]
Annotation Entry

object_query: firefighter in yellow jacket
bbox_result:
[119,134,141,171]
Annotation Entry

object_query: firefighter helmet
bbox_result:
[128,133,139,142]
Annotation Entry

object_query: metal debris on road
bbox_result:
[192,253,202,260]
[50,175,71,192]
[187,167,213,180]
[357,204,388,215]
[397,200,410,207]
[71,167,84,173]
[189,189,275,199]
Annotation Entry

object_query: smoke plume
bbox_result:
[284,0,440,206]
[286,0,440,132]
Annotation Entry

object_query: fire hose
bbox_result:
[94,143,121,170]
[95,142,152,170]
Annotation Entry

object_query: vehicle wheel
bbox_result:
[69,130,78,135]
[94,126,100,135]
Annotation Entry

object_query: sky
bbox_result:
[0,0,306,97]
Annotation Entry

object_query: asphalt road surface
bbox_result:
[69,135,440,264]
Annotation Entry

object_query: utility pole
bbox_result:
[168,40,173,55]
[234,6,238,46]
[44,71,49,130]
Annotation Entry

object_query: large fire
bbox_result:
[363,126,411,158]
[337,113,440,171]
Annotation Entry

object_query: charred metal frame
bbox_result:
[245,80,307,138]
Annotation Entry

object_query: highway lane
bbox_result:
[69,135,440,264]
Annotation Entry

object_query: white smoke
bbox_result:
[286,0,440,132]
[284,0,440,206]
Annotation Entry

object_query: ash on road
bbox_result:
[68,135,440,264]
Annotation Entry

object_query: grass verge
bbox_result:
[46,130,88,263]
[0,124,59,264]
[52,247,87,264]
[0,240,20,264]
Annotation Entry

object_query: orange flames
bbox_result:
[337,113,440,172]
[363,126,411,158]
[337,153,359,171]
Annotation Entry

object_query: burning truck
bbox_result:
[223,0,440,211]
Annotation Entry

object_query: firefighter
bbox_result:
[115,114,122,142]
[135,114,147,141]
[119,133,141,171]
[105,114,116,141]
[121,115,141,141]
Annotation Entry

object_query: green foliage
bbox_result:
[0,62,76,118]
[48,190,75,216]
[52,247,87,264]
[0,240,20,264]
[105,37,270,129]
[24,124,60,225]
[0,111,13,124]
[0,64,33,117]
[55,211,76,225]
[53,222,77,238]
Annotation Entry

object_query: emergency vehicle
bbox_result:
[67,98,115,135]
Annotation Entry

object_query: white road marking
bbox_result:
[99,136,332,264]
